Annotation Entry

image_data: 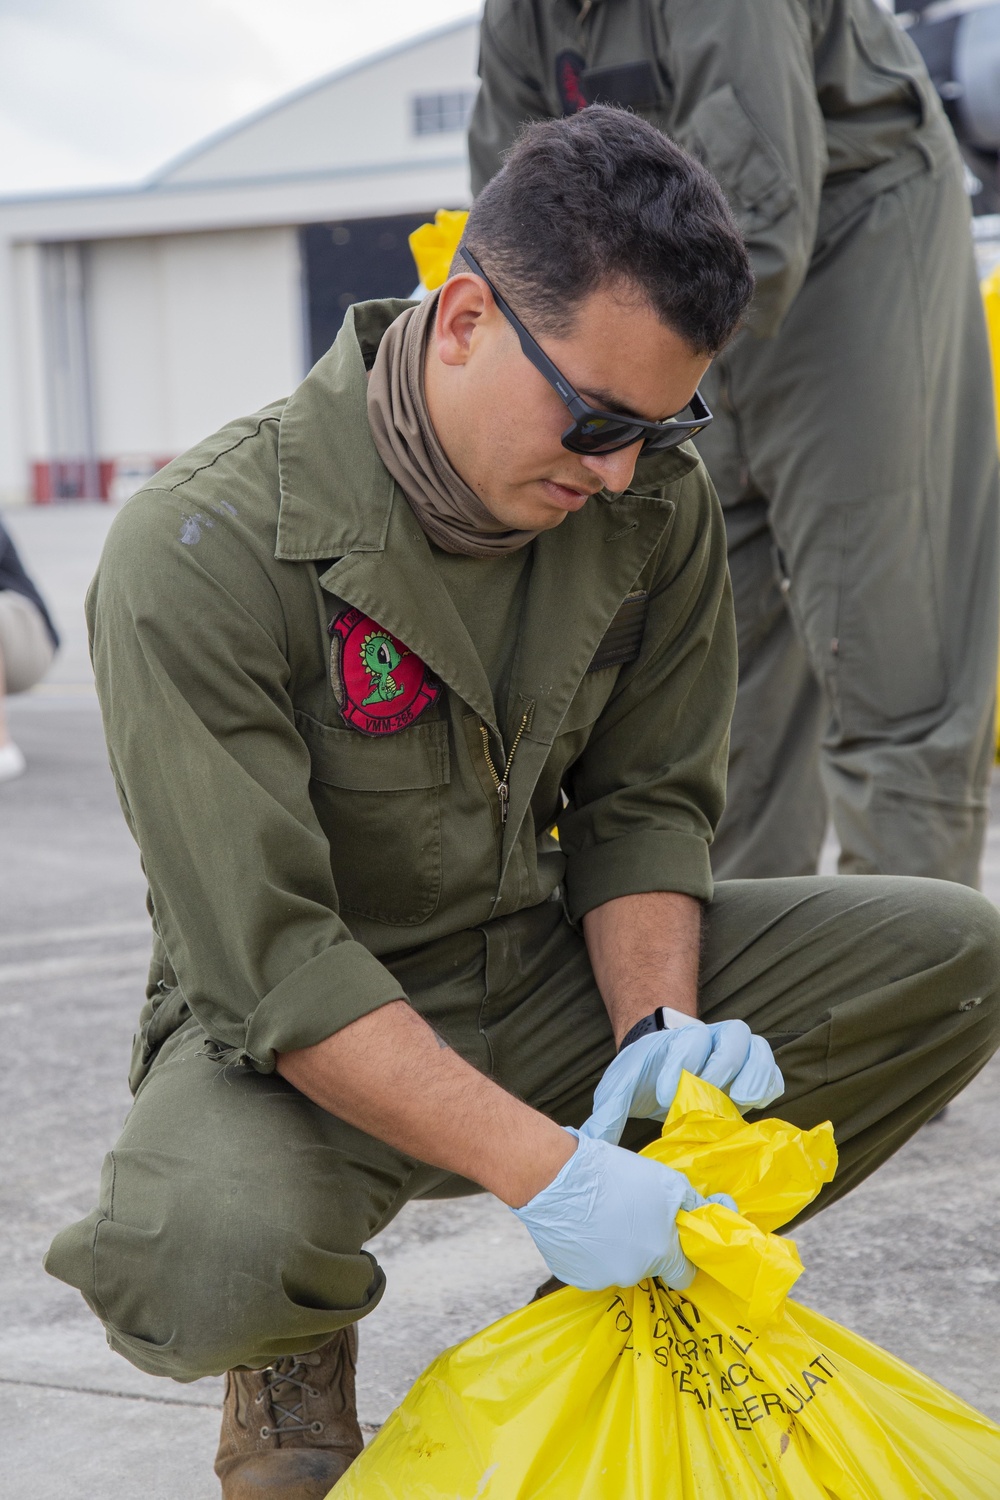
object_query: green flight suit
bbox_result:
[469,0,1000,885]
[46,302,1000,1383]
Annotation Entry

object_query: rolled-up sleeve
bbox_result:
[560,462,736,921]
[88,488,405,1072]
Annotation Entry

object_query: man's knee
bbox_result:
[889,878,1000,1041]
[45,1153,384,1382]
[912,878,1000,971]
[942,883,1000,1035]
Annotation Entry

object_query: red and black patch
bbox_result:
[329,606,439,735]
[555,50,588,115]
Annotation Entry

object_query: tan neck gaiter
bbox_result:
[366,291,539,559]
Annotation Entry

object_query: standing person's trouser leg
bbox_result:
[0,590,55,770]
[727,500,830,879]
[46,881,1000,1383]
[702,160,1000,885]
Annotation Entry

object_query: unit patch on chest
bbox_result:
[555,53,664,116]
[330,607,439,735]
[555,50,588,114]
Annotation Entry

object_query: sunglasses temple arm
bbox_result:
[459,248,587,415]
[511,328,586,414]
[691,389,713,423]
[490,289,584,410]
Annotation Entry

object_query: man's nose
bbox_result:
[579,442,644,494]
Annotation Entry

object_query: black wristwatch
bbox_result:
[617,1006,701,1053]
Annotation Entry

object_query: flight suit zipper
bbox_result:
[479,711,530,826]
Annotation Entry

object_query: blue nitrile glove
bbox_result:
[700,1018,784,1110]
[512,1128,733,1291]
[580,1012,784,1146]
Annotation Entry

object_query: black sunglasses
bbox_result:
[459,246,712,456]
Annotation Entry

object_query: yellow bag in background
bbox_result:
[983,267,1000,449]
[331,1074,1000,1499]
[982,268,1000,760]
[408,210,469,292]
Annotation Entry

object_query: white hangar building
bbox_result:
[0,16,479,506]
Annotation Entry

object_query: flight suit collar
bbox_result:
[275,298,702,748]
[276,299,407,560]
[277,302,502,726]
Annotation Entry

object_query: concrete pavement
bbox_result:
[1,501,998,1498]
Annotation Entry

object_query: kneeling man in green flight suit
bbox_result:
[46,108,1000,1500]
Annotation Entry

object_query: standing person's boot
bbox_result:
[215,1325,363,1498]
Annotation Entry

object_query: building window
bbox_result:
[411,90,476,136]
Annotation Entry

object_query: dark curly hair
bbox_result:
[459,105,754,356]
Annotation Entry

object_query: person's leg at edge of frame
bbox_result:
[0,646,18,760]
[0,619,25,782]
[0,590,57,781]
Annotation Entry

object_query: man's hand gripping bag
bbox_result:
[328,1074,1000,1499]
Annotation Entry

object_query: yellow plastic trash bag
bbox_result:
[982,266,1000,450]
[330,1074,1000,1499]
[409,210,469,292]
[982,269,1000,761]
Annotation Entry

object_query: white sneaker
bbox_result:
[0,741,26,782]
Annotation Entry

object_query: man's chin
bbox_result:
[515,503,574,532]
[527,498,575,530]
[477,494,574,533]
[477,479,595,533]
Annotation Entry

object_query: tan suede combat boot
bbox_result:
[214,1326,364,1498]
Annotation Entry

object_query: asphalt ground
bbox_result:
[2,502,998,1498]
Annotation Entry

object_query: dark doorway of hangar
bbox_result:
[302,213,436,368]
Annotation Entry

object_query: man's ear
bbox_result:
[433,273,493,368]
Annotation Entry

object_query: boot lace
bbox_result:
[256,1356,324,1439]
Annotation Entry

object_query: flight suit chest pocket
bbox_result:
[681,85,796,234]
[296,712,450,925]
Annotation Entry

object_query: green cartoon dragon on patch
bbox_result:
[330,606,438,734]
[360,630,408,706]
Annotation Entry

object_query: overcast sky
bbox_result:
[0,0,479,197]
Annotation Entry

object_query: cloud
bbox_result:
[216,0,476,79]
[0,107,128,196]
[0,0,478,195]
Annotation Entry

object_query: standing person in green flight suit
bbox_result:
[45,110,1000,1500]
[470,0,1000,884]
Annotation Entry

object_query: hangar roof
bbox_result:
[0,17,478,242]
